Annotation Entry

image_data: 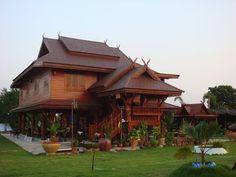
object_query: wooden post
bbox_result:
[18,113,23,132]
[41,113,46,140]
[21,114,25,134]
[31,113,35,137]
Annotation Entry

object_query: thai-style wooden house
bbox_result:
[174,103,217,127]
[11,36,183,140]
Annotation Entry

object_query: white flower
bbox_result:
[94,132,100,137]
[77,131,83,135]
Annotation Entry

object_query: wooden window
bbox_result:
[65,73,85,91]
[44,80,49,92]
[20,90,24,100]
[34,80,39,93]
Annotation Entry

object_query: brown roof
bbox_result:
[11,98,101,113]
[174,103,217,119]
[162,102,180,109]
[182,103,209,115]
[12,36,132,87]
[60,36,119,58]
[93,65,183,96]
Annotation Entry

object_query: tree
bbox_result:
[0,88,19,129]
[203,85,236,111]
[174,96,184,105]
[184,121,220,165]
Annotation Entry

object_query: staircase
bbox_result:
[97,110,121,140]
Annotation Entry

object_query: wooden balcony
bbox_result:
[132,106,161,116]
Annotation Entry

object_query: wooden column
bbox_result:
[21,113,25,133]
[31,113,35,137]
[40,113,46,140]
[121,94,134,132]
[18,113,23,132]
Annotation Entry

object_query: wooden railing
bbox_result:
[96,111,121,139]
[132,106,161,116]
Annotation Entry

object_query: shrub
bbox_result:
[165,132,174,146]
[174,147,192,159]
[168,163,236,177]
[212,141,228,150]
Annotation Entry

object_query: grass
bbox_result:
[0,135,236,177]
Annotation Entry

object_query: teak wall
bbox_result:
[19,70,51,106]
[50,70,97,100]
[19,69,98,107]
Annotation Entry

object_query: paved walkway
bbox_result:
[1,133,71,155]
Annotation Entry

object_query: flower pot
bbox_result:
[99,138,111,151]
[226,131,236,140]
[159,137,165,146]
[71,147,78,154]
[130,139,138,150]
[42,142,60,154]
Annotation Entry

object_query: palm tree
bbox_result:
[184,121,220,165]
[174,96,184,105]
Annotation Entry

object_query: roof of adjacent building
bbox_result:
[174,103,217,119]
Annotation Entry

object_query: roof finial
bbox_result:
[141,58,147,66]
[104,39,107,44]
[42,33,45,38]
[117,44,120,49]
[58,32,61,39]
[133,57,138,63]
[146,59,151,65]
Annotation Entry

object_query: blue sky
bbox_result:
[0,0,235,104]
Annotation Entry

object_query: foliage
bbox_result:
[203,85,236,111]
[166,113,175,132]
[150,126,160,139]
[138,121,148,138]
[165,132,174,146]
[47,122,64,137]
[174,147,192,159]
[0,88,19,129]
[1,134,236,177]
[168,163,236,177]
[184,121,221,165]
[212,141,228,150]
[164,113,175,146]
[174,96,184,104]
[128,128,140,140]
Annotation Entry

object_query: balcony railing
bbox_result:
[132,106,161,116]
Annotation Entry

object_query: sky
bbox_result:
[0,0,235,105]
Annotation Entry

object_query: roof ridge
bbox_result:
[60,35,108,45]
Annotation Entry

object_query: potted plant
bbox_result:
[149,126,160,147]
[71,140,78,154]
[128,128,140,150]
[138,121,148,148]
[41,122,64,154]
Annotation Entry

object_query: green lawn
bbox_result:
[0,135,235,177]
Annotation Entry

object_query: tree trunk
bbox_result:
[201,149,205,165]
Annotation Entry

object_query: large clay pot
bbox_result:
[130,139,138,150]
[42,142,60,154]
[226,131,236,140]
[99,138,111,151]
[159,137,165,146]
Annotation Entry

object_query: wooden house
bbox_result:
[174,103,217,127]
[11,36,183,140]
